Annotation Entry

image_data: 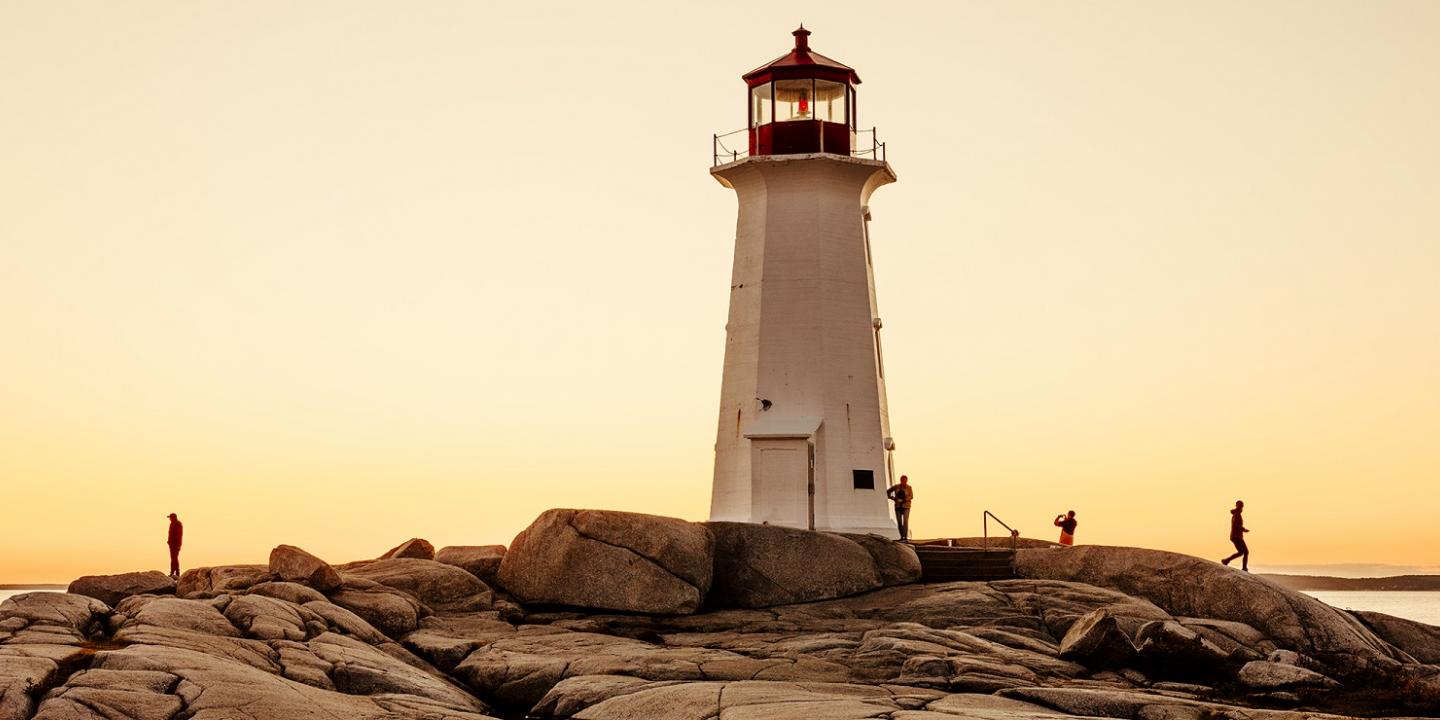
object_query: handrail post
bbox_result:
[713,134,718,167]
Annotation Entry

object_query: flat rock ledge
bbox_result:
[67,570,175,607]
[2,511,1437,720]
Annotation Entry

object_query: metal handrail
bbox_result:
[711,124,887,167]
[983,511,1020,552]
[853,127,886,163]
[713,128,750,166]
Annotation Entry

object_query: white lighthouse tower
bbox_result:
[709,27,899,537]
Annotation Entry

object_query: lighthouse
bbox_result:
[709,27,899,537]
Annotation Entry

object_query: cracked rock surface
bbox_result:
[3,520,1438,719]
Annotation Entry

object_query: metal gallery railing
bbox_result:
[712,126,887,167]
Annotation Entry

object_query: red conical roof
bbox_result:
[743,25,861,86]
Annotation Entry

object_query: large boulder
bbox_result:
[177,565,273,597]
[497,509,713,615]
[837,533,922,586]
[0,592,110,640]
[1134,620,1231,678]
[67,570,176,606]
[1057,609,1136,668]
[379,538,435,561]
[1013,546,1405,663]
[343,558,492,612]
[269,545,342,592]
[328,579,427,638]
[707,522,883,608]
[436,545,506,585]
[1238,660,1340,690]
[1353,610,1440,664]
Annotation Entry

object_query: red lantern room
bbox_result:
[745,26,859,157]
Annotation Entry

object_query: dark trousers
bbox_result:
[895,506,911,541]
[1223,538,1248,569]
[169,544,181,577]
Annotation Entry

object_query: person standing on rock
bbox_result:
[1221,500,1249,571]
[1054,511,1078,546]
[167,513,184,579]
[886,475,914,542]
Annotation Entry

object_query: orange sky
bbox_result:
[2,1,1438,583]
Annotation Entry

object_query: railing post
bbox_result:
[712,134,718,167]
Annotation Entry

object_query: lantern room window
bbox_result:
[754,79,850,128]
[774,79,814,122]
[750,83,772,127]
[814,80,847,125]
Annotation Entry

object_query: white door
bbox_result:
[751,438,810,528]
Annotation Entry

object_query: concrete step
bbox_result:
[912,546,1017,582]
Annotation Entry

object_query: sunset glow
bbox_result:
[3,1,1438,583]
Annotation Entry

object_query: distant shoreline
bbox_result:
[0,584,66,590]
[1263,574,1440,591]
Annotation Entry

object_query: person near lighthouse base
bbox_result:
[886,475,914,542]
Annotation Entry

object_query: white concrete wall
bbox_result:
[709,154,898,537]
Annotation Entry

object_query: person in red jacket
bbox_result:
[167,513,184,579]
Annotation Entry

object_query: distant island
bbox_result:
[1262,573,1440,591]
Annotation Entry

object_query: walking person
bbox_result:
[1221,500,1250,571]
[1054,510,1078,546]
[886,475,914,542]
[167,513,184,579]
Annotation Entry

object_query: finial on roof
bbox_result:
[793,24,810,51]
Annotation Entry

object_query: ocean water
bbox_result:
[1303,590,1440,626]
[4,588,1439,627]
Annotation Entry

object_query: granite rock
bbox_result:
[437,545,507,585]
[67,571,176,607]
[1057,609,1136,669]
[498,510,714,615]
[379,537,436,561]
[269,545,343,592]
[708,522,882,608]
[344,558,493,612]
